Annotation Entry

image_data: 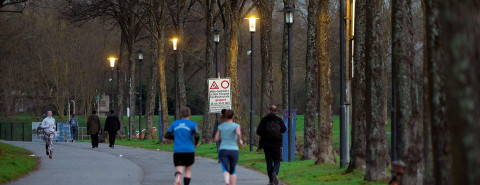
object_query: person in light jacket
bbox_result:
[40,110,56,159]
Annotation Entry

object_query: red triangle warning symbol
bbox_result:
[210,81,219,89]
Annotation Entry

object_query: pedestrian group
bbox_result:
[40,105,286,185]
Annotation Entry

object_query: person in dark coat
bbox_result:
[86,110,102,148]
[104,110,121,148]
[256,105,286,185]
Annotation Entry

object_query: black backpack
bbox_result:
[266,119,282,139]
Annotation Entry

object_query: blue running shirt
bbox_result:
[167,119,199,153]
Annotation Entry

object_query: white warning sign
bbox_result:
[208,78,232,113]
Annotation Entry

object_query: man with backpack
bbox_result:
[256,105,286,185]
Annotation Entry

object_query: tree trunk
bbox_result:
[116,36,127,137]
[422,0,434,184]
[364,0,389,181]
[302,0,318,161]
[157,20,169,143]
[315,0,335,164]
[224,1,244,124]
[347,0,367,172]
[127,33,137,136]
[256,0,274,119]
[145,34,159,140]
[201,0,215,144]
[439,0,479,184]
[426,0,452,184]
[176,24,187,110]
[392,0,423,184]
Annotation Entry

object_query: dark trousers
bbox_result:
[264,146,281,182]
[91,134,99,147]
[108,131,117,147]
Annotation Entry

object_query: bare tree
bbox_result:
[421,1,434,184]
[199,0,216,143]
[315,0,335,164]
[424,0,452,184]
[301,0,318,160]
[165,0,196,116]
[63,0,144,136]
[392,0,424,184]
[364,0,389,181]
[438,0,479,184]
[252,0,273,118]
[347,0,366,172]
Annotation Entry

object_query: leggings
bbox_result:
[44,132,54,153]
[218,149,239,174]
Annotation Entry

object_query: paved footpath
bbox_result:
[1,141,270,185]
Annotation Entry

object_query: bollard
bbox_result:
[389,160,406,185]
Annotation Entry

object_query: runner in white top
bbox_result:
[40,111,56,159]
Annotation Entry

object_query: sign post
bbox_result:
[208,78,232,113]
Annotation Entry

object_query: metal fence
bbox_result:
[0,122,32,141]
[0,123,93,141]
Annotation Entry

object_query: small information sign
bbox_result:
[208,78,232,113]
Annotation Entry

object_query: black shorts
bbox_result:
[173,153,195,167]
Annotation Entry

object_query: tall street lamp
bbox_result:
[339,0,347,168]
[138,50,143,140]
[71,100,75,115]
[284,4,294,162]
[247,16,257,152]
[213,29,220,130]
[172,38,178,120]
[109,57,116,113]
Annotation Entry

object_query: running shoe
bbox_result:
[174,173,182,185]
[49,153,52,159]
[272,173,279,185]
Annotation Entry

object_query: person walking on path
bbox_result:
[165,107,200,185]
[104,110,121,148]
[69,114,78,142]
[256,106,286,185]
[86,110,102,148]
[40,110,56,159]
[214,110,243,185]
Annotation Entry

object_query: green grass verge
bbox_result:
[114,139,387,185]
[0,142,38,183]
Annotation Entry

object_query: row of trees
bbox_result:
[346,0,479,184]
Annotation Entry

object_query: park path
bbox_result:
[1,140,269,185]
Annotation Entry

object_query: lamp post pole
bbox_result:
[173,38,178,120]
[138,50,143,140]
[248,17,256,152]
[284,5,294,162]
[339,0,347,168]
[71,100,75,115]
[109,57,116,114]
[213,29,220,130]
[391,56,397,161]
[111,67,114,111]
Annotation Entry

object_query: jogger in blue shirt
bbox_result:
[165,107,200,185]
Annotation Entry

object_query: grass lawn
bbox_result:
[115,140,387,185]
[0,142,38,183]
